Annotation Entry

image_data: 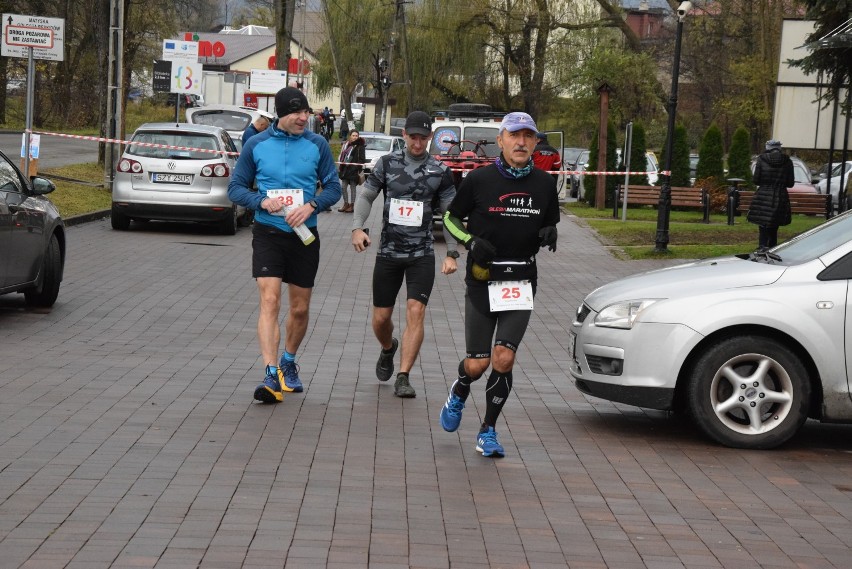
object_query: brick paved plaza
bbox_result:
[1,208,850,568]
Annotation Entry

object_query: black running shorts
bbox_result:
[372,255,436,307]
[252,222,320,288]
[464,285,533,358]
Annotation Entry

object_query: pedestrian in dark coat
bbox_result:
[337,130,366,212]
[747,140,794,249]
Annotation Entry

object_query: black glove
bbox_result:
[465,236,496,266]
[539,226,557,252]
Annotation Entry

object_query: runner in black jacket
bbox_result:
[440,112,560,458]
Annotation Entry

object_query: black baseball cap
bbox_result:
[404,111,432,136]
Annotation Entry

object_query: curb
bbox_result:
[65,209,110,227]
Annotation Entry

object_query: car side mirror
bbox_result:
[31,176,56,195]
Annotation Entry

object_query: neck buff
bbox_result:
[495,154,533,179]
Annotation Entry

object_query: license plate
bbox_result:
[152,173,193,184]
[568,331,577,360]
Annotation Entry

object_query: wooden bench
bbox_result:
[613,184,709,223]
[736,191,832,219]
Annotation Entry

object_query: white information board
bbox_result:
[250,69,288,94]
[162,40,198,64]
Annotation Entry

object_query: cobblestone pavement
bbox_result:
[1,206,850,569]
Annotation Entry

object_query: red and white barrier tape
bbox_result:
[28,130,671,176]
[30,129,239,157]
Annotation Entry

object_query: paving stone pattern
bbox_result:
[1,207,851,568]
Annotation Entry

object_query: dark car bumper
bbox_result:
[574,378,674,410]
[112,202,233,223]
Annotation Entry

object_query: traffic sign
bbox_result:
[1,13,64,61]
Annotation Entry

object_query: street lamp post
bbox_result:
[654,1,693,253]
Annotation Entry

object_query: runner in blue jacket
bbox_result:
[228,87,341,404]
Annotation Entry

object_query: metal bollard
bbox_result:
[726,178,744,225]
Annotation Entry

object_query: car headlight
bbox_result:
[594,299,661,329]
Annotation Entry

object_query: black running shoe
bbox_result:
[376,338,398,382]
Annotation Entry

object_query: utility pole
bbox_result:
[104,0,123,191]
[320,0,347,119]
[275,0,297,82]
[399,1,413,112]
[379,0,403,133]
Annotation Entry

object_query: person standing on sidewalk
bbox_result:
[337,129,366,213]
[531,132,561,184]
[747,139,794,250]
[438,112,560,457]
[228,86,341,403]
[350,111,459,398]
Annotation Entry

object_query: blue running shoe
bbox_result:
[278,359,303,393]
[254,368,283,403]
[440,382,466,432]
[476,427,505,458]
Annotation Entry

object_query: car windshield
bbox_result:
[363,137,392,152]
[190,110,252,131]
[828,162,851,176]
[772,211,852,263]
[129,132,221,160]
[463,126,500,157]
[563,148,585,165]
[793,163,811,184]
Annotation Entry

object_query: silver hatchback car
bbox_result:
[111,123,244,234]
[569,211,852,449]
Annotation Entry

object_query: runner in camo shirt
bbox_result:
[351,111,459,398]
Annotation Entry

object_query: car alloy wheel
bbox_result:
[686,335,811,449]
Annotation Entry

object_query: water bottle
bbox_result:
[282,205,316,245]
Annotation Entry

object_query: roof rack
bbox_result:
[432,103,505,120]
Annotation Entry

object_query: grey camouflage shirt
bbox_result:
[357,149,456,259]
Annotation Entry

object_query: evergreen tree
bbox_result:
[625,122,649,187]
[788,1,852,110]
[667,124,691,188]
[583,121,618,207]
[727,126,753,189]
[695,123,725,182]
[605,120,619,201]
[583,127,600,205]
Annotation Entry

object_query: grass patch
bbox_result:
[39,163,111,218]
[565,201,826,259]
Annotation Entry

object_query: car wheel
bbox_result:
[111,205,130,230]
[686,336,810,449]
[221,205,238,235]
[24,233,62,308]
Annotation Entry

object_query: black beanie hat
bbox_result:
[275,87,310,117]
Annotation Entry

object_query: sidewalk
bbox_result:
[0,207,849,569]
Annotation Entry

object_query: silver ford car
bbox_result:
[569,212,852,449]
